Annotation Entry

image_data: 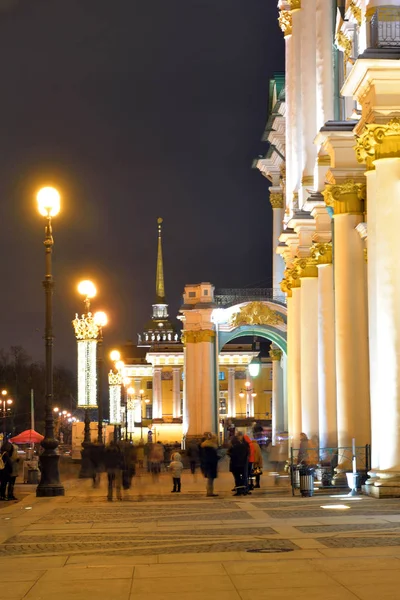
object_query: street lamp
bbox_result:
[248,356,261,378]
[36,186,64,497]
[137,389,149,442]
[94,311,108,444]
[239,381,257,418]
[1,397,13,438]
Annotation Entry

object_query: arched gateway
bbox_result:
[181,284,287,442]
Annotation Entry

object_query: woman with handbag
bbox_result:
[253,440,263,489]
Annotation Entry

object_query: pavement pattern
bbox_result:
[1,469,400,599]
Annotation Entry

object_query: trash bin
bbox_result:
[27,469,39,484]
[291,465,300,490]
[299,466,314,497]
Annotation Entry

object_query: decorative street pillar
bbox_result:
[269,346,283,446]
[108,371,122,441]
[323,181,370,475]
[296,257,319,441]
[152,367,163,420]
[312,243,337,450]
[172,368,181,418]
[227,367,236,418]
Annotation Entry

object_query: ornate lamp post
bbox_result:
[36,186,64,497]
[93,311,108,444]
[136,389,149,442]
[1,391,13,439]
[239,381,257,418]
[72,280,100,478]
[109,350,123,441]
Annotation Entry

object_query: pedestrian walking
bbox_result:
[252,439,263,489]
[187,440,200,475]
[200,433,220,497]
[0,442,13,501]
[169,451,183,493]
[243,433,255,491]
[90,442,105,488]
[104,440,123,501]
[121,440,136,490]
[228,435,249,495]
[7,443,20,500]
[149,441,164,477]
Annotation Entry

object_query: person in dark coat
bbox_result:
[187,440,200,475]
[90,442,105,488]
[200,434,219,497]
[104,440,123,501]
[0,442,13,501]
[228,436,250,496]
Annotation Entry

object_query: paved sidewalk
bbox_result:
[1,470,400,599]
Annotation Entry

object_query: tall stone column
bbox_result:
[270,346,283,446]
[296,258,319,441]
[152,367,163,420]
[270,192,285,291]
[227,367,236,418]
[134,377,142,422]
[313,243,337,449]
[323,181,370,472]
[172,368,181,418]
[287,270,302,447]
[315,0,334,130]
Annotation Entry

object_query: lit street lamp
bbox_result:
[1,391,13,439]
[239,381,257,418]
[94,311,108,444]
[136,389,149,442]
[36,186,64,497]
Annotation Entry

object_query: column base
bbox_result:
[364,470,400,498]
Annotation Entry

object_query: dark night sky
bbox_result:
[0,0,284,370]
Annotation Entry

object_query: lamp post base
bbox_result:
[36,452,65,497]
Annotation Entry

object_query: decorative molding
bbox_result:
[317,155,331,166]
[355,118,400,169]
[322,180,366,215]
[278,10,292,36]
[270,192,284,209]
[108,371,123,386]
[182,329,215,344]
[335,30,352,64]
[72,312,100,341]
[229,302,284,327]
[294,257,318,278]
[311,242,332,265]
[269,347,283,361]
[348,1,362,25]
[301,175,314,186]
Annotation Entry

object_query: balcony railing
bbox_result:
[370,7,400,48]
[214,288,286,308]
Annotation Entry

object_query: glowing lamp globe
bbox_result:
[139,389,144,395]
[110,350,121,362]
[94,311,108,327]
[127,387,135,395]
[116,360,125,371]
[248,357,261,378]
[78,280,97,299]
[37,186,61,217]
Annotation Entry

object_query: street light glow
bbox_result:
[6,399,12,405]
[53,407,59,413]
[94,311,108,327]
[127,387,135,395]
[139,389,144,395]
[110,350,121,362]
[77,280,97,299]
[37,186,61,217]
[1,390,7,397]
[116,360,125,371]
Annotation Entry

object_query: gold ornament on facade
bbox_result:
[294,257,318,278]
[182,329,215,344]
[269,192,284,209]
[108,371,123,386]
[317,154,331,166]
[269,347,283,361]
[301,175,314,187]
[230,302,284,328]
[289,0,301,9]
[322,179,366,215]
[286,267,301,289]
[355,118,400,169]
[278,10,292,36]
[347,1,362,25]
[335,30,353,64]
[280,277,292,298]
[311,242,332,265]
[364,248,368,263]
[72,312,101,340]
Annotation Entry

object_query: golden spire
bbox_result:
[156,217,165,302]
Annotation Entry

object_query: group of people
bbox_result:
[0,441,19,501]
[227,432,263,496]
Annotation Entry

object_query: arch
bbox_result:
[218,324,287,355]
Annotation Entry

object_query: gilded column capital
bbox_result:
[182,329,215,344]
[294,257,318,278]
[311,242,332,265]
[278,10,292,36]
[270,192,284,209]
[269,347,283,361]
[301,175,314,187]
[355,118,400,169]
[280,277,292,298]
[289,0,301,8]
[322,180,365,215]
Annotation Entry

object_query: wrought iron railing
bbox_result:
[370,8,400,48]
[214,288,286,307]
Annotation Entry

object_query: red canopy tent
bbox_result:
[9,429,44,444]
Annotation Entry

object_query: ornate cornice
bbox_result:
[322,180,366,215]
[335,30,352,64]
[348,1,362,25]
[311,242,332,265]
[182,329,215,344]
[278,10,292,36]
[72,312,100,341]
[108,371,123,386]
[294,257,318,278]
[230,302,284,327]
[355,118,400,169]
[301,175,314,187]
[269,347,283,361]
[270,192,284,209]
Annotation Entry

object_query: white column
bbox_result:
[172,368,181,418]
[300,275,319,440]
[270,347,283,446]
[315,0,334,131]
[227,367,236,417]
[200,339,216,434]
[152,367,162,420]
[134,378,142,422]
[281,353,288,432]
[373,158,400,481]
[334,213,370,458]
[317,259,337,449]
[290,287,302,447]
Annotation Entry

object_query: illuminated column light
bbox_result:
[108,371,122,424]
[72,312,100,408]
[127,396,135,433]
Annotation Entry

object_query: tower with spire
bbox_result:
[138,218,180,347]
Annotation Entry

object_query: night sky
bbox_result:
[0,0,284,369]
